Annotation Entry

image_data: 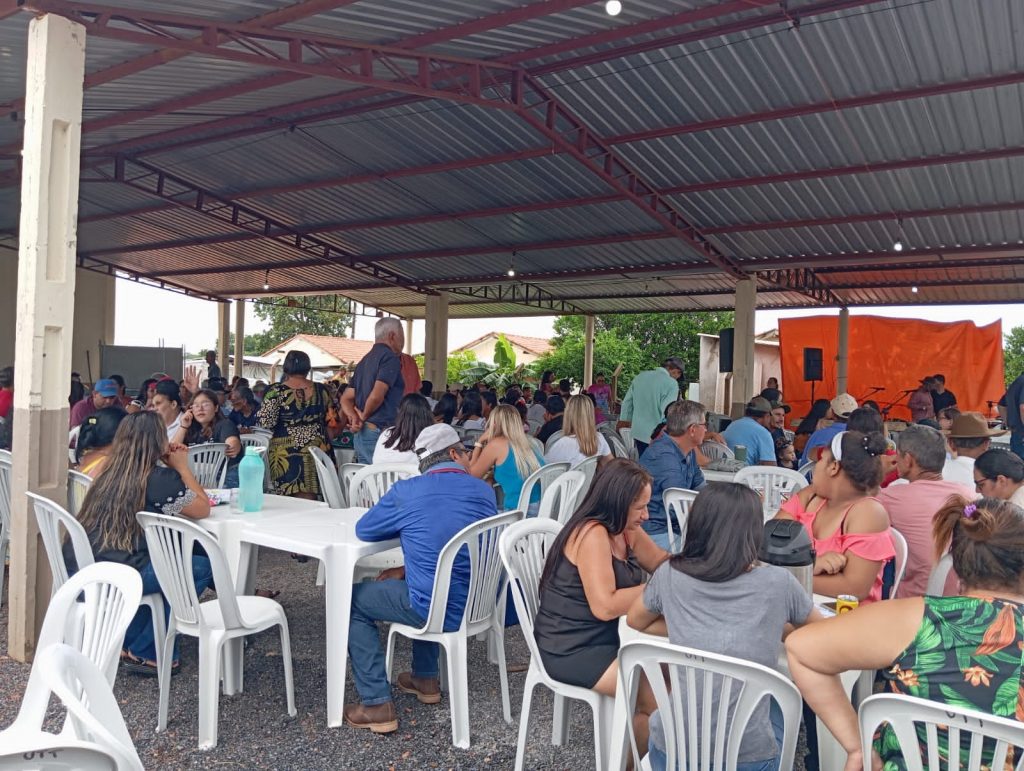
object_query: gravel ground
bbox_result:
[0,553,811,770]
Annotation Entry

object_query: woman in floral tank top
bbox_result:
[786,494,1024,770]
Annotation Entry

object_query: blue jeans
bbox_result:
[1012,431,1024,462]
[646,530,677,552]
[348,579,438,706]
[354,425,382,465]
[125,557,214,663]
[647,698,784,771]
[223,464,239,489]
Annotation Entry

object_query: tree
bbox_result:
[1005,326,1024,386]
[250,297,353,354]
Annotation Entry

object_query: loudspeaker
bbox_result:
[803,347,823,382]
[718,328,734,373]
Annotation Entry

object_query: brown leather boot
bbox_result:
[396,672,442,704]
[343,701,398,733]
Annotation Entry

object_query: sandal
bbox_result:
[256,588,281,599]
[120,651,179,677]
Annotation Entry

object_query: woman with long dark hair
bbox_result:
[67,411,211,675]
[172,388,243,488]
[373,394,434,465]
[534,458,668,752]
[75,405,128,477]
[432,392,458,425]
[629,483,821,770]
[793,399,831,458]
[456,390,485,429]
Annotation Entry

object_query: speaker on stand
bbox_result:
[803,347,823,403]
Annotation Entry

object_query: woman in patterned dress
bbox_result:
[787,495,1024,770]
[258,350,332,499]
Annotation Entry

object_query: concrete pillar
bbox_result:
[836,307,850,395]
[71,269,115,381]
[730,278,757,417]
[404,318,413,356]
[234,299,245,380]
[217,301,230,380]
[424,293,449,392]
[583,315,595,388]
[9,13,86,661]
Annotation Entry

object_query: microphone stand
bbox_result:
[880,389,914,420]
[857,386,885,403]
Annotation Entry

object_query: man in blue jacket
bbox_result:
[344,423,498,733]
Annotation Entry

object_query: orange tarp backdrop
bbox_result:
[778,315,1004,423]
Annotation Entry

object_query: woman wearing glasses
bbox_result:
[973,448,1024,507]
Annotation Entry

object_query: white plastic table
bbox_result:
[198,497,399,727]
[701,469,738,483]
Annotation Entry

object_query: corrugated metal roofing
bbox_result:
[3,0,1024,317]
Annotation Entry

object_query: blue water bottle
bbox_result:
[237,447,265,513]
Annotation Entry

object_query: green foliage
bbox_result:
[250,297,352,354]
[492,333,517,370]
[1005,326,1024,386]
[444,351,479,385]
[535,311,735,395]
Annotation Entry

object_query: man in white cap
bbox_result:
[344,423,498,734]
[799,392,858,466]
[942,412,1006,487]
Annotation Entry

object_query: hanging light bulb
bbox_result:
[507,251,517,278]
[892,218,905,252]
[507,266,516,277]
[605,0,622,16]
[911,286,919,293]
[262,269,271,291]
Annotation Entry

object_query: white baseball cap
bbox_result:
[414,423,464,457]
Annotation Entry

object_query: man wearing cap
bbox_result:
[69,378,120,428]
[769,401,791,445]
[721,396,777,466]
[878,424,975,598]
[908,377,936,423]
[617,356,685,457]
[799,392,858,466]
[344,423,498,734]
[941,412,1005,487]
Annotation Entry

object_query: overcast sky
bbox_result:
[113,279,1023,355]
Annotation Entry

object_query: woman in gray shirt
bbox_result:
[628,482,822,770]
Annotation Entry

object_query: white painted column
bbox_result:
[836,306,850,395]
[9,13,86,661]
[234,299,245,380]
[730,278,757,417]
[424,293,449,392]
[583,315,595,388]
[217,301,230,380]
[404,318,413,355]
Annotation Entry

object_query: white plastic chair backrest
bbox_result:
[700,440,734,461]
[926,552,954,596]
[68,426,80,465]
[575,455,599,493]
[0,449,11,535]
[67,470,93,517]
[308,446,345,508]
[0,745,118,771]
[527,436,545,458]
[340,462,366,501]
[348,463,419,508]
[889,527,909,598]
[618,425,633,450]
[250,426,272,436]
[239,433,269,452]
[516,462,570,514]
[544,429,564,452]
[858,693,1024,771]
[29,492,95,595]
[462,428,484,446]
[537,469,586,525]
[733,466,807,516]
[14,643,142,771]
[618,639,802,771]
[796,461,815,480]
[600,427,631,460]
[663,488,698,550]
[417,510,524,634]
[186,442,228,488]
[33,562,142,688]
[137,512,242,633]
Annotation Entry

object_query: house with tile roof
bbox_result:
[263,334,377,375]
[451,332,553,365]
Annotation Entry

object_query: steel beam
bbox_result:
[758,268,842,306]
[75,254,228,301]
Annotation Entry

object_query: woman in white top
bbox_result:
[973,448,1024,508]
[455,390,486,430]
[545,394,613,468]
[373,394,434,466]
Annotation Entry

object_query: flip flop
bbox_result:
[120,651,179,677]
[256,588,281,599]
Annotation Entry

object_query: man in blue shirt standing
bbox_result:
[341,317,405,463]
[722,396,778,466]
[798,392,858,465]
[640,400,708,550]
[344,423,498,734]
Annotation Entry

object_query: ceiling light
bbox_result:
[507,267,516,277]
[893,239,903,252]
[605,0,622,16]
[262,270,270,291]
[507,250,517,278]
[892,218,905,252]
[911,286,918,293]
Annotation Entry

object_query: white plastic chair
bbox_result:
[249,426,272,438]
[890,527,908,598]
[859,692,1024,771]
[29,493,168,682]
[137,512,297,749]
[618,426,638,461]
[700,440,735,461]
[385,510,523,749]
[733,466,808,519]
[308,446,345,507]
[239,433,269,453]
[499,518,615,771]
[926,552,954,596]
[537,469,586,525]
[527,436,545,458]
[67,469,92,517]
[544,430,564,453]
[797,460,815,480]
[0,643,143,771]
[68,426,80,465]
[186,443,228,488]
[617,639,803,771]
[462,428,484,446]
[662,488,698,553]
[339,461,366,500]
[516,462,570,514]
[347,463,419,508]
[574,455,599,495]
[0,449,10,608]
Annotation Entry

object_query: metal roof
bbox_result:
[3,0,1024,317]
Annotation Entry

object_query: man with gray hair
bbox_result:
[640,400,708,550]
[341,317,405,463]
[878,424,974,598]
[617,356,685,457]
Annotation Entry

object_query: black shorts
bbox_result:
[538,644,619,689]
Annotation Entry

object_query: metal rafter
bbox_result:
[758,268,841,306]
